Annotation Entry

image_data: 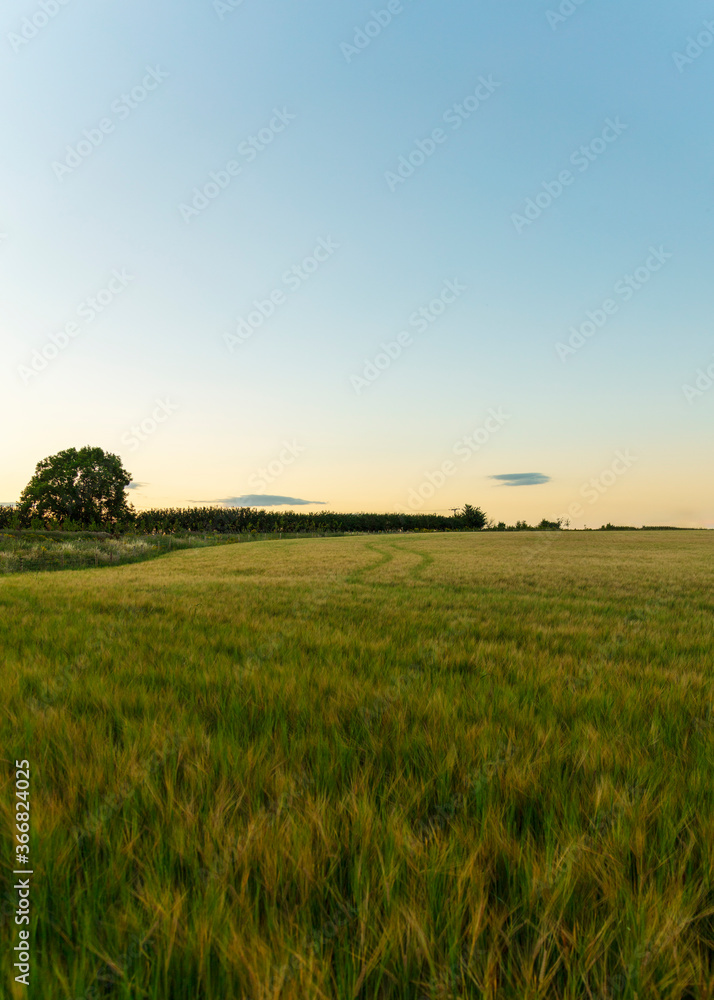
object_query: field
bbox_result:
[2,531,713,999]
[0,530,341,575]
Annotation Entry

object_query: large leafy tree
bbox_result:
[18,447,133,528]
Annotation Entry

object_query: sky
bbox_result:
[1,0,712,527]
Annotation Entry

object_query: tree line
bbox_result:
[3,447,491,534]
[0,503,488,535]
[7,446,625,536]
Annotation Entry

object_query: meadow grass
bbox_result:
[1,531,713,999]
[0,530,337,575]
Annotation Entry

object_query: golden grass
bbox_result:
[1,531,713,998]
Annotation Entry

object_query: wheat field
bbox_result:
[1,531,713,999]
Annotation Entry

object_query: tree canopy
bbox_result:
[458,504,488,529]
[18,446,133,528]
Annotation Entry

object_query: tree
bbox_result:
[18,447,133,529]
[457,504,488,530]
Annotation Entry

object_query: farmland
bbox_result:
[0,529,341,575]
[0,530,224,575]
[1,531,713,999]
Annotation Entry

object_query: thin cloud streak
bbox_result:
[490,473,551,487]
[194,495,327,508]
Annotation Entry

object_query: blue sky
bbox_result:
[1,0,712,526]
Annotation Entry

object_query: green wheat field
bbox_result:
[2,531,713,999]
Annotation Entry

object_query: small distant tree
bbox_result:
[18,447,133,529]
[537,518,564,530]
[456,504,488,530]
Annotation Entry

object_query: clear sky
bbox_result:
[1,0,712,527]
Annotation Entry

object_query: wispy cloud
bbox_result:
[490,473,551,487]
[197,495,327,508]
[126,482,148,490]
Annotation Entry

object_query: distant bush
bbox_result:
[485,518,565,531]
[454,504,488,530]
[0,506,19,530]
